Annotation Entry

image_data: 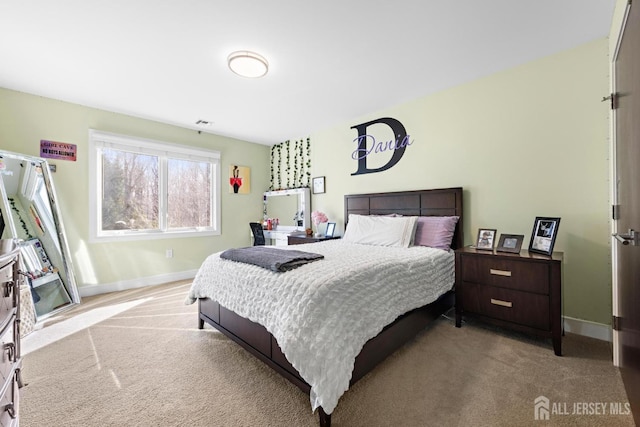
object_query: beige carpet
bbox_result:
[20,281,634,427]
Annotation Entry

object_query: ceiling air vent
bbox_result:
[195,119,212,127]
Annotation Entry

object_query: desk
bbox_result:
[262,229,297,246]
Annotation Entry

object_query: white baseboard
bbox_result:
[563,316,612,342]
[78,269,198,297]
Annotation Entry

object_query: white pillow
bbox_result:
[343,214,418,248]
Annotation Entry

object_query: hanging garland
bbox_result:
[269,145,276,190]
[298,139,305,187]
[305,137,311,187]
[276,143,282,190]
[268,138,311,190]
[293,140,299,188]
[285,140,291,189]
[8,198,34,239]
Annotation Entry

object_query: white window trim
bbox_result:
[89,129,221,243]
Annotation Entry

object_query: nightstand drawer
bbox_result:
[463,283,550,330]
[287,236,312,245]
[460,255,549,294]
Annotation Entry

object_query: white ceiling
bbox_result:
[0,1,615,146]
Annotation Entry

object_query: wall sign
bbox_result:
[40,140,77,161]
[350,117,413,176]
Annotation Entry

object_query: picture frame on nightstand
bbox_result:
[528,217,561,256]
[496,234,524,253]
[475,228,496,250]
[325,222,336,237]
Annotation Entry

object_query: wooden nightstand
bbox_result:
[287,235,340,245]
[455,246,563,356]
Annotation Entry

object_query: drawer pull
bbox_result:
[490,269,512,277]
[3,342,15,361]
[5,403,16,419]
[490,298,513,308]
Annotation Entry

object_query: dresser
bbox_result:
[0,241,21,425]
[287,235,340,245]
[455,246,563,356]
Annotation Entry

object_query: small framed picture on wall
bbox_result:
[476,228,496,250]
[312,176,325,194]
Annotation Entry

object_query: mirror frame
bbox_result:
[263,188,311,231]
[0,150,80,320]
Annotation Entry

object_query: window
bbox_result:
[89,130,220,241]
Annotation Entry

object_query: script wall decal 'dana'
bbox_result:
[350,117,413,176]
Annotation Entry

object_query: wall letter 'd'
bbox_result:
[350,117,409,176]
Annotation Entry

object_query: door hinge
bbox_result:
[602,93,619,109]
[612,204,620,220]
[613,315,621,331]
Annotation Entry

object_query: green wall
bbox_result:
[0,36,612,325]
[0,88,270,290]
[309,38,611,325]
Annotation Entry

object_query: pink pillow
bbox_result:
[414,216,459,250]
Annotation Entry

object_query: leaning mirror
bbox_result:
[0,150,80,324]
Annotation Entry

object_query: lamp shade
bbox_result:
[227,51,269,78]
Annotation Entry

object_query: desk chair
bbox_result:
[249,222,266,246]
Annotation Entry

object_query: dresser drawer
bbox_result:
[462,283,550,330]
[0,369,19,427]
[0,262,12,285]
[0,262,15,335]
[0,324,16,390]
[460,255,549,294]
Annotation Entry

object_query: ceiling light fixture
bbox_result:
[227,51,269,78]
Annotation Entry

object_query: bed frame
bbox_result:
[197,187,463,426]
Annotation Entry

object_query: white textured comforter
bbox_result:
[185,240,454,414]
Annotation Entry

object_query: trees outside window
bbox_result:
[90,130,220,241]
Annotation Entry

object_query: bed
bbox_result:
[186,187,463,426]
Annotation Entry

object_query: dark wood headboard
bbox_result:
[344,187,464,250]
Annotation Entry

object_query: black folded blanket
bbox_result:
[220,246,324,272]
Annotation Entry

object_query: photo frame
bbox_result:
[496,234,524,254]
[312,176,325,194]
[528,217,561,256]
[325,222,336,238]
[476,228,497,250]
